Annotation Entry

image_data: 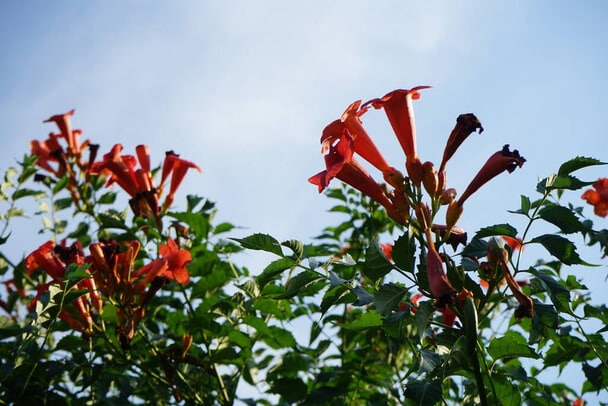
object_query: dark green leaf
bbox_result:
[53,197,74,211]
[473,224,517,239]
[544,336,588,367]
[374,283,407,316]
[256,257,297,288]
[363,241,393,281]
[282,239,303,259]
[269,377,308,403]
[279,270,324,299]
[538,204,586,234]
[488,330,540,360]
[97,191,117,204]
[529,267,570,312]
[558,156,606,176]
[12,188,45,200]
[582,362,608,392]
[392,229,416,273]
[415,300,435,339]
[320,285,354,314]
[404,379,442,405]
[546,174,593,192]
[233,233,283,257]
[529,234,589,265]
[418,350,440,374]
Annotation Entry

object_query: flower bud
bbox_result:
[422,161,438,197]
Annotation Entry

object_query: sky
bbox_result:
[1,1,608,401]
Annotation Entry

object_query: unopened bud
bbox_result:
[440,188,457,205]
[422,161,438,197]
[406,157,423,185]
[446,200,463,229]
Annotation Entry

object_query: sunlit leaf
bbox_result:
[341,310,382,330]
[233,233,283,256]
[473,224,517,239]
[529,234,590,265]
[488,330,540,360]
[558,156,607,176]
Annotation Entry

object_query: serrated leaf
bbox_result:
[375,283,407,316]
[256,257,297,288]
[529,267,570,312]
[473,224,517,239]
[404,379,442,405]
[538,204,586,234]
[558,156,607,176]
[320,285,354,314]
[392,229,416,273]
[363,242,393,281]
[546,174,593,192]
[232,233,283,256]
[418,349,440,374]
[415,300,435,339]
[529,234,589,265]
[279,270,324,299]
[488,330,539,360]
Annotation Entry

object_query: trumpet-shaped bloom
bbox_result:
[133,239,191,286]
[439,113,484,172]
[581,178,608,217]
[363,86,430,162]
[457,145,526,206]
[43,109,82,155]
[337,101,392,174]
[161,151,202,209]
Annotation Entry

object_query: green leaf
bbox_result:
[233,233,283,257]
[256,257,297,288]
[279,270,324,299]
[488,373,521,406]
[374,283,407,316]
[544,336,588,367]
[12,188,45,200]
[404,379,442,405]
[352,286,373,306]
[529,234,589,265]
[530,303,559,343]
[545,174,593,192]
[558,156,607,176]
[363,241,393,281]
[281,239,303,259]
[418,350,440,374]
[488,330,540,360]
[266,326,297,349]
[320,285,355,315]
[269,377,308,403]
[582,362,608,392]
[342,310,383,330]
[97,191,117,204]
[473,224,517,239]
[415,300,435,339]
[52,176,69,195]
[538,204,586,234]
[392,229,416,273]
[529,267,571,312]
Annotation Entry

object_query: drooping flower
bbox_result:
[439,113,484,173]
[424,229,456,308]
[431,224,467,250]
[25,240,98,333]
[457,145,526,207]
[581,178,608,217]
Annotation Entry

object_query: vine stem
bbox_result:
[179,284,231,405]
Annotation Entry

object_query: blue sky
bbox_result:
[1,1,608,401]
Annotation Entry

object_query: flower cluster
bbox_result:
[582,178,608,217]
[310,86,528,318]
[25,111,197,345]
